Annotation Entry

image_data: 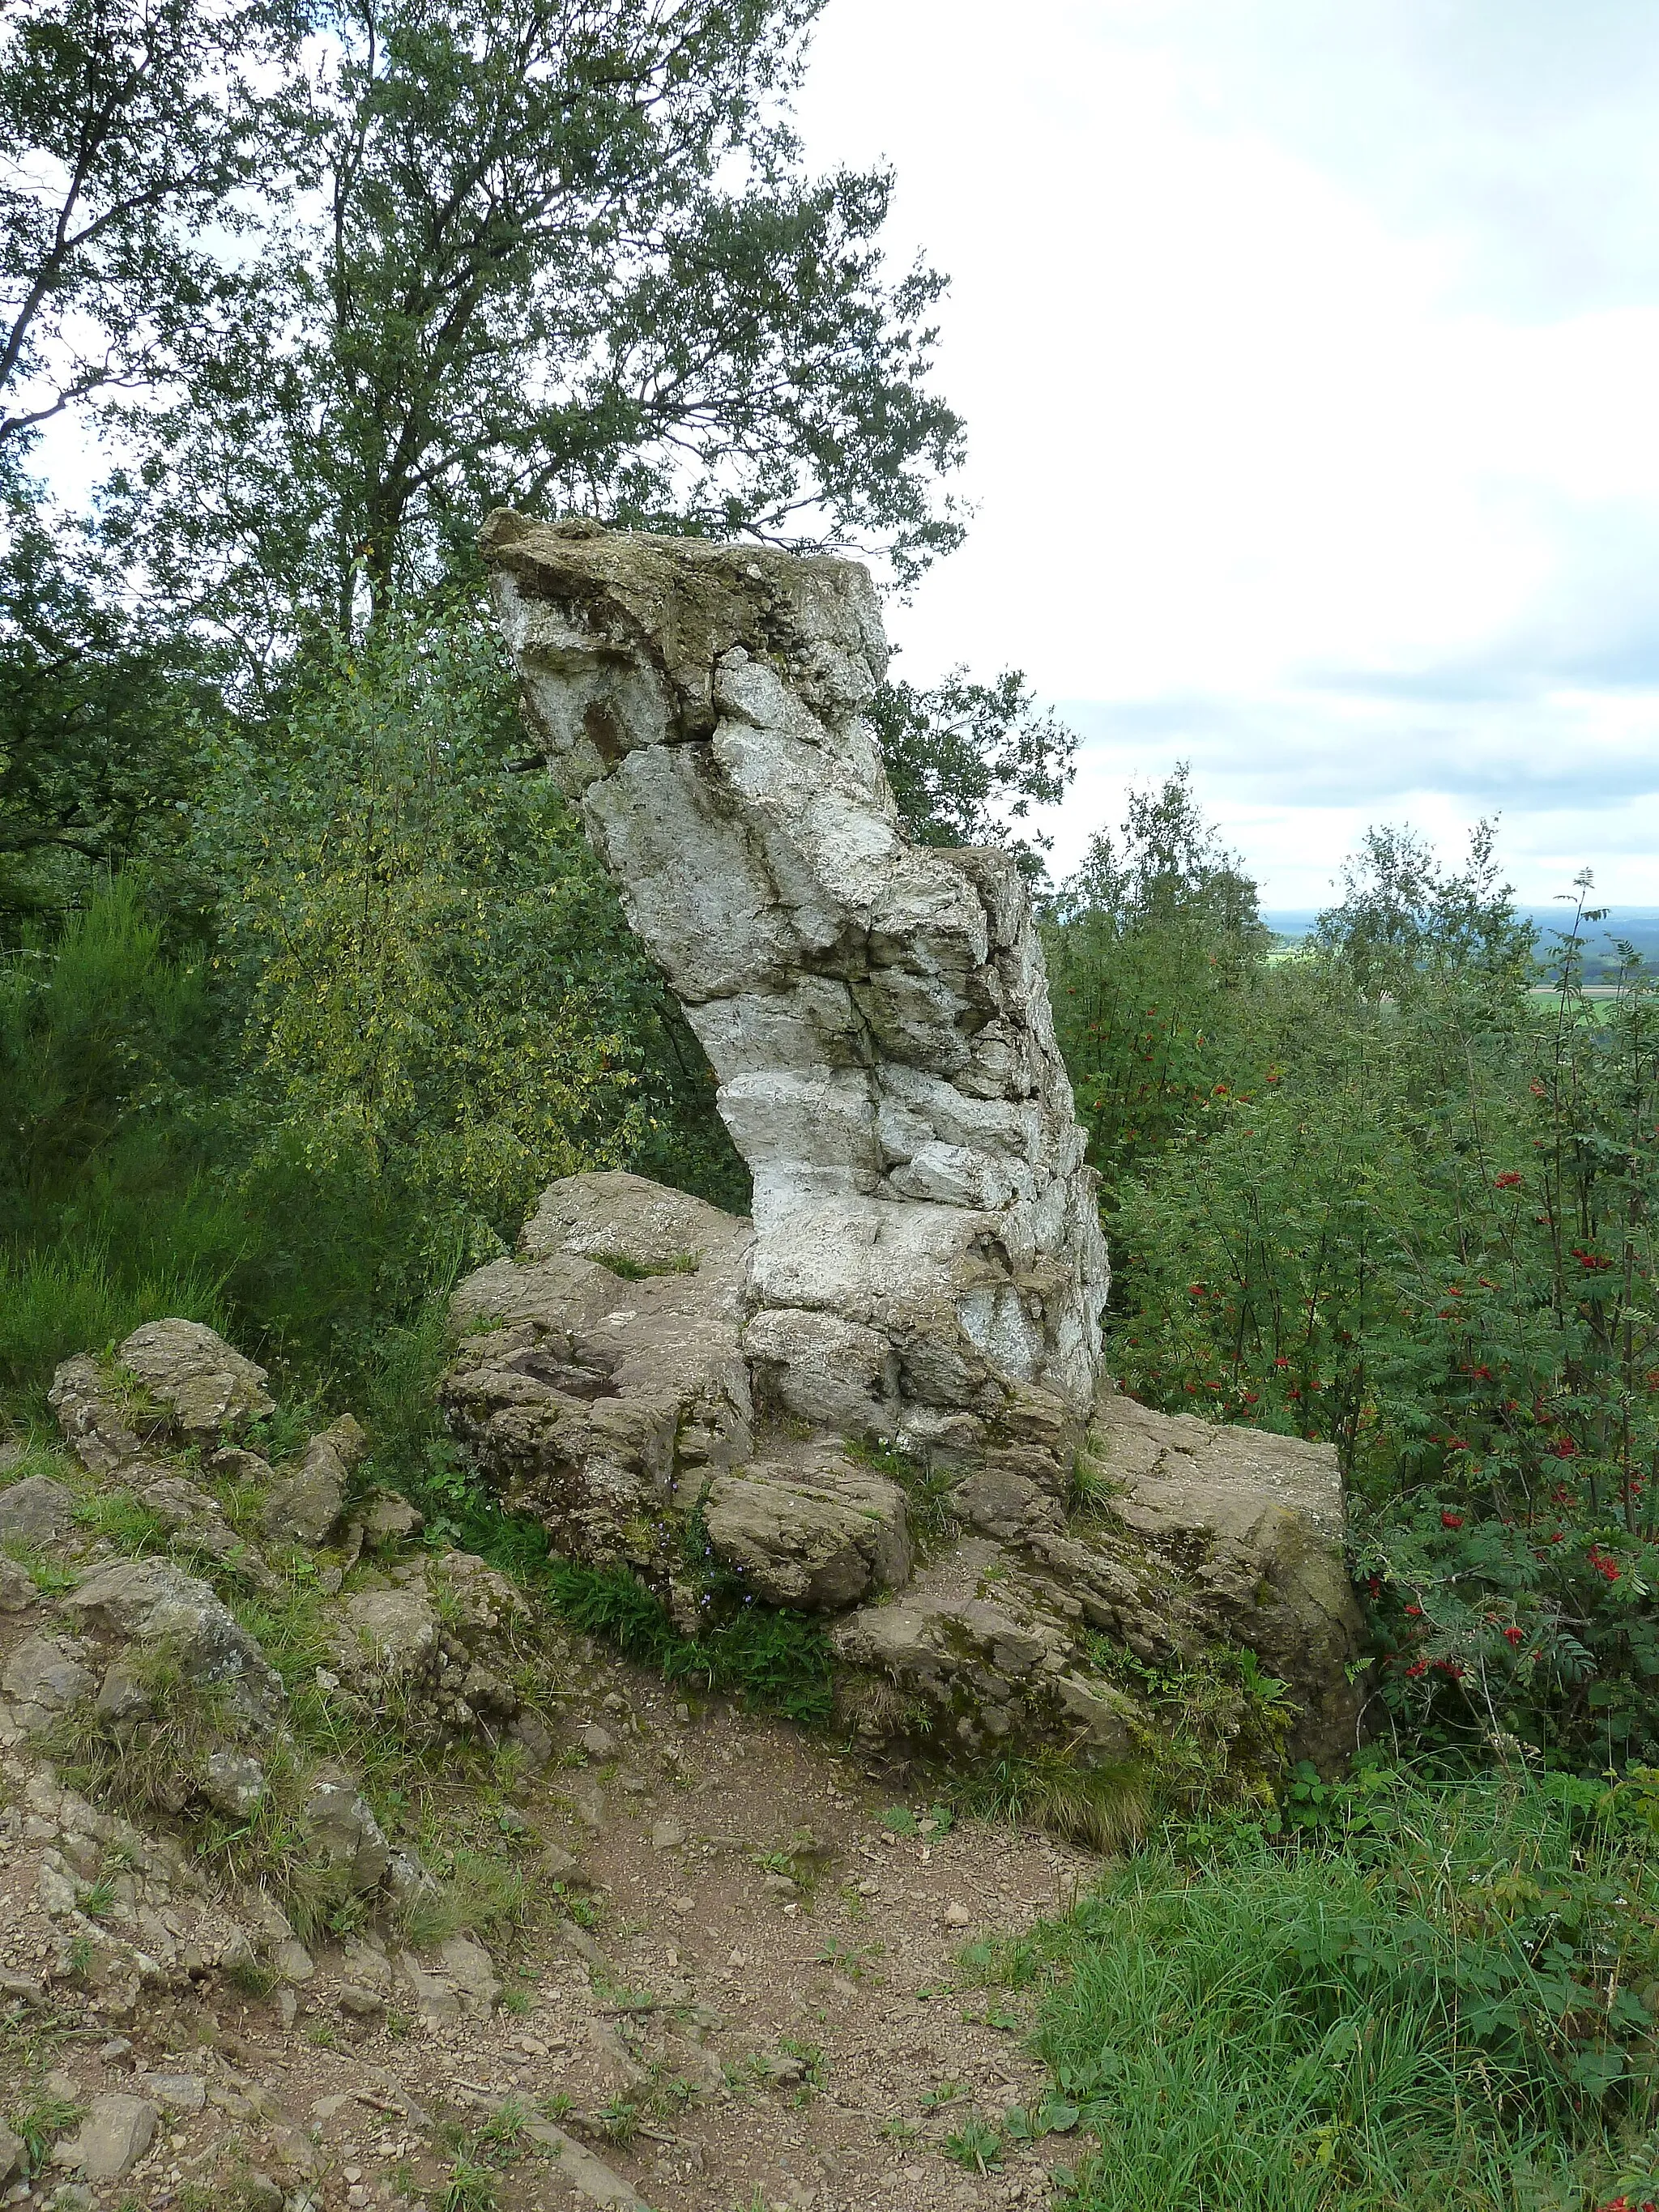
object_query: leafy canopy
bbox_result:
[103,0,966,664]
[0,0,301,469]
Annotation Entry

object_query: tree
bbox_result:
[867,664,1076,870]
[106,0,965,666]
[0,0,299,472]
[1314,820,1537,1001]
[1044,768,1270,1191]
[196,607,653,1257]
[0,508,222,937]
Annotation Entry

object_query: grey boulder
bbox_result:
[116,1319,273,1437]
[702,1460,911,1609]
[202,1749,268,1818]
[0,1474,76,1547]
[53,2095,158,2182]
[64,1558,285,1724]
[305,1776,391,1890]
[261,1413,366,1546]
[48,1354,149,1471]
[0,1633,92,1731]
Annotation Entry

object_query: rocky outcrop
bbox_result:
[115,1319,274,1438]
[447,1173,757,1575]
[481,514,1108,1490]
[834,1392,1365,1771]
[326,1550,547,1755]
[446,1169,1364,1772]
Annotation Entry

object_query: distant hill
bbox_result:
[1262,906,1659,982]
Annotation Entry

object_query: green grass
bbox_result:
[842,1434,960,1554]
[587,1248,697,1280]
[544,1557,835,1727]
[0,1238,228,1410]
[1011,1762,1659,2211]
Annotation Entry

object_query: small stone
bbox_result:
[356,1489,424,1548]
[0,2125,23,2186]
[649,1819,685,1852]
[96,2038,132,2062]
[669,1894,693,1916]
[0,1558,39,1612]
[0,1476,75,1547]
[337,1985,384,2019]
[53,2094,158,2181]
[601,1691,626,1715]
[143,2076,207,2115]
[209,1447,274,1484]
[94,1657,153,1724]
[578,1724,614,1759]
[1,1634,92,1726]
[202,1750,267,1818]
[305,1777,390,1890]
[271,1937,314,1984]
[46,2186,92,2212]
[435,1933,501,2015]
[616,1769,648,1795]
[241,2176,284,2212]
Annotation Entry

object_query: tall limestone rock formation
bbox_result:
[480,511,1107,1491]
[463,515,1365,1778]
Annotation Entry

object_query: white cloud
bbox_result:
[797,0,1659,903]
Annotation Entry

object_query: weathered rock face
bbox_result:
[446,1169,1365,1771]
[481,514,1109,1485]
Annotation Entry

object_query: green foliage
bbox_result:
[1045,765,1272,1196]
[198,608,646,1264]
[842,1434,959,1552]
[0,514,224,937]
[104,0,964,654]
[868,666,1076,872]
[1047,789,1659,1763]
[1036,1765,1659,2211]
[544,1558,834,1727]
[0,0,299,463]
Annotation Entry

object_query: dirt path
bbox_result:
[2,1635,1098,2212]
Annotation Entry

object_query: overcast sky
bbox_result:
[795,0,1659,906]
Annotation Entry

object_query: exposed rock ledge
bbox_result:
[446,1171,1364,1773]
